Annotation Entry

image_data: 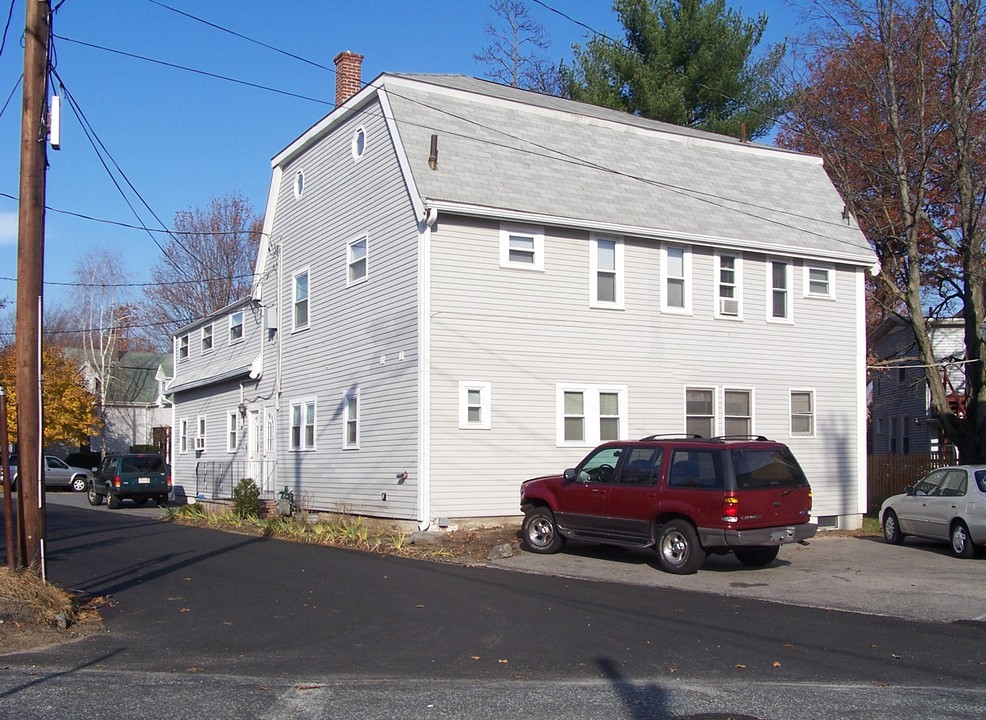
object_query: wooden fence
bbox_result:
[866,450,957,513]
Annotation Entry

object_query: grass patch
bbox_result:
[0,566,77,627]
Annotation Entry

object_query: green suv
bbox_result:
[87,453,171,509]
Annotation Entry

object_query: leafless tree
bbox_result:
[475,0,560,93]
[780,0,986,459]
[139,192,263,349]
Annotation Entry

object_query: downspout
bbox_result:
[417,207,438,530]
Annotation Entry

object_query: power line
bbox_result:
[54,34,329,106]
[0,0,14,61]
[0,271,257,289]
[0,74,20,120]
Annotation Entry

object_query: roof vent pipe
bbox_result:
[333,51,364,106]
[428,134,438,170]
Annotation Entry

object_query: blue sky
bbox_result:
[0,0,803,313]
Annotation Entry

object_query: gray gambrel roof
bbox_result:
[274,73,875,266]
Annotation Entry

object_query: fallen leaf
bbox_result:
[783,643,793,649]
[891,653,901,660]
[186,667,204,673]
[498,659,509,664]
[415,604,425,609]
[772,661,782,668]
[471,656,481,661]
[180,608,191,613]
[668,666,678,673]
[295,685,322,691]
[735,664,747,669]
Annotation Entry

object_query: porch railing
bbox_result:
[195,460,277,501]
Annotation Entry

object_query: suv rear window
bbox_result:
[732,448,807,489]
[120,456,166,473]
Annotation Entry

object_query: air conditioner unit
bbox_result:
[719,298,739,316]
[194,437,206,451]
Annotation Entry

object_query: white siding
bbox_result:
[259,97,421,519]
[428,215,865,520]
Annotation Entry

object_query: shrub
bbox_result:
[231,478,261,519]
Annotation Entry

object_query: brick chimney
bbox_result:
[334,51,364,107]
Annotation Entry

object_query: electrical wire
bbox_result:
[0,271,257,289]
[0,0,15,61]
[0,73,20,120]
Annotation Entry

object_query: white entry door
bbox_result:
[248,409,262,491]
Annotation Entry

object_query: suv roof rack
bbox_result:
[639,434,705,441]
[709,435,772,442]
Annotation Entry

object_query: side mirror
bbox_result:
[563,468,577,481]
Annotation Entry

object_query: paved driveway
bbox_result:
[491,532,986,623]
[43,492,986,623]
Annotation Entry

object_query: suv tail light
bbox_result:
[722,494,739,523]
[808,488,813,512]
[113,475,121,488]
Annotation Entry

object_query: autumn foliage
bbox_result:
[0,343,100,448]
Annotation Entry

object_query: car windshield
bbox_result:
[732,448,807,489]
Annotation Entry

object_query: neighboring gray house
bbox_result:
[869,316,966,457]
[169,54,876,529]
[72,349,174,458]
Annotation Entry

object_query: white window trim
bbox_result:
[229,311,244,345]
[292,169,305,199]
[227,410,240,453]
[684,386,717,437]
[660,243,692,314]
[714,251,743,320]
[352,126,367,162]
[347,235,369,287]
[289,398,317,452]
[343,392,360,450]
[292,267,311,332]
[196,415,207,452]
[790,388,816,438]
[201,323,214,354]
[723,386,755,436]
[766,258,794,324]
[178,334,189,362]
[499,223,545,271]
[458,381,492,430]
[590,234,625,309]
[555,384,629,448]
[803,264,836,299]
[179,418,188,454]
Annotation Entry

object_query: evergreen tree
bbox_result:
[560,0,789,139]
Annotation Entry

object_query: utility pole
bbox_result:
[16,0,51,574]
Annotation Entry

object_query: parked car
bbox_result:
[2,454,91,492]
[520,435,816,574]
[87,452,171,509]
[880,465,986,558]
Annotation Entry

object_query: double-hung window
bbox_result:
[196,415,207,452]
[290,399,316,451]
[590,234,624,308]
[804,265,834,299]
[459,381,492,430]
[179,418,188,454]
[715,252,742,318]
[769,259,792,321]
[724,389,753,435]
[790,390,815,436]
[227,411,239,452]
[178,334,189,362]
[556,384,628,447]
[293,270,310,330]
[685,387,715,437]
[201,324,213,353]
[344,394,359,449]
[229,311,244,344]
[661,244,692,313]
[499,223,544,271]
[348,236,368,285]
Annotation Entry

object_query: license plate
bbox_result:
[138,477,151,484]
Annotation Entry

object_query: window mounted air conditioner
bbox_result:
[719,298,739,316]
[194,437,206,451]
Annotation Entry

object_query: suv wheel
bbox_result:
[107,492,122,510]
[71,476,87,493]
[655,520,706,574]
[734,546,780,567]
[522,507,565,554]
[87,482,104,506]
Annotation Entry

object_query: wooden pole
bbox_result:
[15,0,51,574]
[0,388,15,570]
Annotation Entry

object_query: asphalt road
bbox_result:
[1,493,985,719]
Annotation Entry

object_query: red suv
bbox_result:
[520,435,816,574]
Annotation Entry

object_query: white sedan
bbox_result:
[880,465,986,558]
